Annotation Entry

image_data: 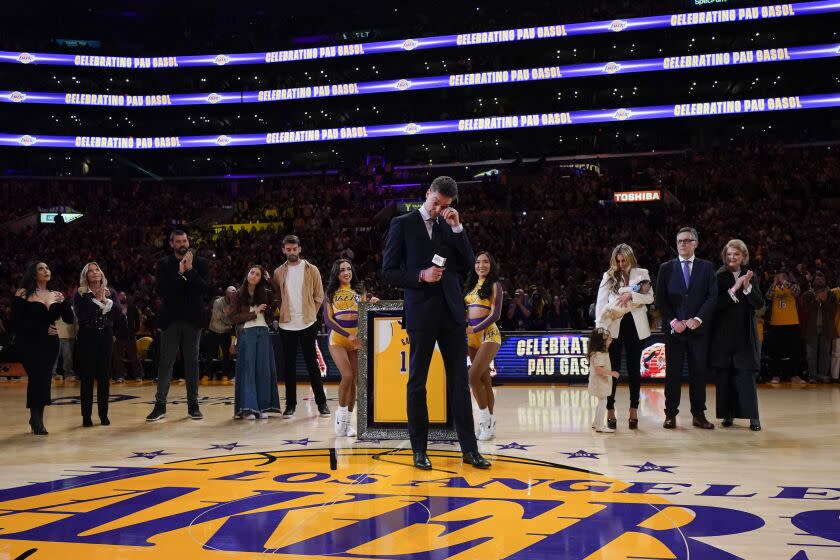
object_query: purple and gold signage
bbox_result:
[1,93,837,150]
[0,2,835,69]
[3,44,837,108]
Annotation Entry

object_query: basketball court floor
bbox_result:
[0,379,837,559]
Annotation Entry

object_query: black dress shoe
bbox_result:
[750,419,761,431]
[462,451,491,469]
[607,418,617,430]
[30,408,48,435]
[721,417,733,428]
[663,416,676,429]
[82,416,94,427]
[99,416,111,426]
[628,418,638,430]
[413,451,432,470]
[692,415,715,429]
[29,418,48,435]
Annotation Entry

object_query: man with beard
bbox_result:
[147,230,210,422]
[272,235,329,418]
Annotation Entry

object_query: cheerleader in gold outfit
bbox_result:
[463,252,503,440]
[323,259,378,436]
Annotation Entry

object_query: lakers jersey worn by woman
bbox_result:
[325,285,361,350]
[464,278,502,348]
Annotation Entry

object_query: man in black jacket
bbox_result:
[655,227,718,430]
[147,230,210,421]
[382,176,490,471]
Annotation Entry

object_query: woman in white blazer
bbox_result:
[594,244,654,429]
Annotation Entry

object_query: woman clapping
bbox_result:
[710,240,763,431]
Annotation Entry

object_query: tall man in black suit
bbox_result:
[655,227,718,429]
[146,230,210,422]
[382,176,491,470]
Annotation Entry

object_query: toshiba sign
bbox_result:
[613,190,662,203]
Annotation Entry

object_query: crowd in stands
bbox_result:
[2,142,840,381]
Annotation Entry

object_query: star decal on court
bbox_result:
[625,461,677,473]
[560,450,603,459]
[496,442,534,451]
[127,450,172,460]
[281,438,320,446]
[207,442,246,451]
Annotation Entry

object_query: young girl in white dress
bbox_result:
[588,328,620,433]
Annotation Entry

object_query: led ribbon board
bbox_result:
[1,93,837,149]
[0,2,836,68]
[3,44,837,107]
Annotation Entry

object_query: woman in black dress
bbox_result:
[710,239,763,431]
[73,262,123,427]
[12,262,74,435]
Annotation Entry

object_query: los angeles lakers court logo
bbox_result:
[0,447,795,559]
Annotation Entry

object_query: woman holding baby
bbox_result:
[594,244,654,429]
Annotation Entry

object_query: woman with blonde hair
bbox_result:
[709,239,763,430]
[73,262,123,426]
[594,244,654,429]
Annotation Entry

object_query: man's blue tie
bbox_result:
[682,260,691,288]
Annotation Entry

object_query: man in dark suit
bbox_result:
[382,176,491,470]
[146,230,210,422]
[655,227,718,429]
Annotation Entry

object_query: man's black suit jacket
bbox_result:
[381,210,474,330]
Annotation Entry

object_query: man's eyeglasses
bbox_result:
[676,238,697,244]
